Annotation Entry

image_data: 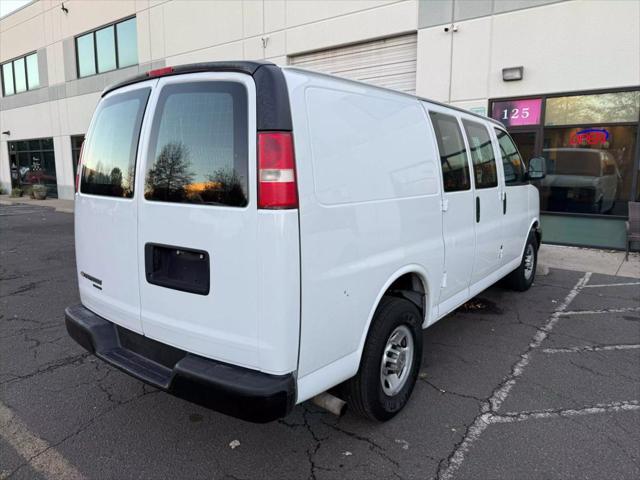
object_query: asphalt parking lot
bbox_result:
[1,203,639,480]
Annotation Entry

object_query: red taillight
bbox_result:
[257,132,298,209]
[75,140,85,193]
[147,66,174,77]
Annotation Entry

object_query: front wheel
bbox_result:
[345,296,422,421]
[506,231,538,291]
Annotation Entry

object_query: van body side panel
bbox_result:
[503,184,530,262]
[256,210,300,375]
[284,69,444,383]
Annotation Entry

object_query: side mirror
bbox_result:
[527,156,546,180]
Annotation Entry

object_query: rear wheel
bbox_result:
[506,231,538,291]
[346,296,422,421]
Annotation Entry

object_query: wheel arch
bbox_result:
[521,217,541,258]
[355,265,432,365]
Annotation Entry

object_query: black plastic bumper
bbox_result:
[65,304,296,423]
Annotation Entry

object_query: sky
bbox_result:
[0,0,31,18]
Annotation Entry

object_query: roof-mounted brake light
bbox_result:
[147,66,174,78]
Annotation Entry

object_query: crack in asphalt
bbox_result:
[5,385,160,479]
[435,273,593,480]
[420,377,485,404]
[0,352,90,387]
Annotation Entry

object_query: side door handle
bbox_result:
[503,192,507,214]
[476,196,480,223]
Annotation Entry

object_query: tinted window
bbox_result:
[2,62,14,96]
[80,88,150,197]
[13,57,26,93]
[76,17,138,78]
[116,18,138,68]
[26,53,39,89]
[71,135,85,178]
[145,82,248,207]
[2,53,39,96]
[429,112,470,192]
[9,137,58,198]
[540,125,637,215]
[77,33,96,77]
[495,129,525,185]
[462,119,497,189]
[96,26,116,73]
[545,91,640,126]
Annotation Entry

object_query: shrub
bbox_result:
[32,184,48,200]
[10,187,23,197]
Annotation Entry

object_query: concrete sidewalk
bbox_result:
[1,196,638,279]
[0,194,74,213]
[539,244,640,279]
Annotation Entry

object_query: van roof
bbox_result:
[103,61,503,128]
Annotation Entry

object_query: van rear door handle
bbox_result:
[476,196,480,223]
[503,192,507,214]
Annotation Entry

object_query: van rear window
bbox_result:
[144,82,248,207]
[80,88,150,197]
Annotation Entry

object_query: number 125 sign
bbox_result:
[491,98,542,127]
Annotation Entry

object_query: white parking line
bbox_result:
[491,400,640,423]
[584,282,640,288]
[0,402,84,480]
[560,307,640,316]
[438,272,592,480]
[542,344,640,354]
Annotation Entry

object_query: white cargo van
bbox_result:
[65,61,545,423]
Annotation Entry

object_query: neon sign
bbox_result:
[570,128,610,146]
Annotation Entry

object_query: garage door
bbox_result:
[289,34,417,94]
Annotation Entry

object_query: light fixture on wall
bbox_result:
[502,66,524,82]
[1,131,10,136]
[61,3,69,14]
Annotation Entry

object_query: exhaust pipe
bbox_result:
[312,392,347,417]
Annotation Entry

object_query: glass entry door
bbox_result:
[510,130,538,166]
[8,138,58,198]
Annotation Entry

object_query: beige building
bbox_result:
[1,0,639,248]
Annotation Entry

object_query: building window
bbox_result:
[542,125,637,215]
[71,135,85,179]
[545,91,640,126]
[8,138,57,198]
[1,52,39,96]
[75,17,138,78]
[490,89,640,218]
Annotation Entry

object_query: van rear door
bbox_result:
[75,81,155,334]
[136,73,262,370]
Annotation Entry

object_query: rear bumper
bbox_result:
[64,304,296,423]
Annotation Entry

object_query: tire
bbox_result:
[506,230,538,292]
[345,296,423,421]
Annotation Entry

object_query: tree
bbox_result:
[145,142,195,201]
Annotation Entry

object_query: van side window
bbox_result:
[80,88,150,197]
[429,112,470,192]
[145,82,248,207]
[462,119,497,189]
[495,129,525,185]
